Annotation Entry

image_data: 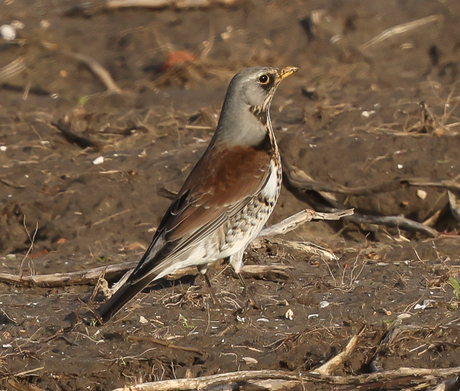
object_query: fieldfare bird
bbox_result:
[93,66,299,323]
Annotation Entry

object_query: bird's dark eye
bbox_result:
[259,74,269,84]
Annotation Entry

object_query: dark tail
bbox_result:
[92,277,152,324]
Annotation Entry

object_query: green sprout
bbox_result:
[449,277,460,300]
[179,314,194,329]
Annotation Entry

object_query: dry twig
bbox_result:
[313,325,365,375]
[447,191,460,222]
[258,208,353,238]
[8,378,45,391]
[0,57,27,82]
[61,50,122,94]
[111,370,300,391]
[128,336,205,355]
[429,374,460,391]
[0,261,294,288]
[18,219,38,279]
[360,15,443,50]
[239,264,293,281]
[0,261,138,287]
[349,212,438,238]
[110,366,460,391]
[283,163,441,237]
[285,165,460,195]
[0,207,348,287]
[106,0,237,9]
[264,238,338,261]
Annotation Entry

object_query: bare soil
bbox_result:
[1,0,460,390]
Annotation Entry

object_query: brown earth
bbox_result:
[1,0,460,390]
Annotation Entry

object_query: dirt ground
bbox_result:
[1,0,460,390]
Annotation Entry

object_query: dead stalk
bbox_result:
[62,50,123,94]
[19,218,38,279]
[360,15,443,50]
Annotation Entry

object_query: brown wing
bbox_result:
[129,144,272,282]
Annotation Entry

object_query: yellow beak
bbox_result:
[278,66,300,81]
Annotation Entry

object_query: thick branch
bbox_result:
[110,366,460,390]
[0,262,137,287]
[0,208,349,287]
[284,164,460,196]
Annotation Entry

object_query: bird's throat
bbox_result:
[249,105,268,127]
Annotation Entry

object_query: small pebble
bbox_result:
[361,110,376,117]
[417,190,427,200]
[242,357,258,364]
[285,308,294,320]
[0,24,16,40]
[92,156,104,165]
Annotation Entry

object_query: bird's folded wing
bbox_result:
[129,145,273,283]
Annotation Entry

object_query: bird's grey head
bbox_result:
[214,66,299,148]
[232,66,282,107]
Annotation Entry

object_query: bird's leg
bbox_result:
[236,273,247,292]
[197,264,218,305]
[228,248,247,291]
